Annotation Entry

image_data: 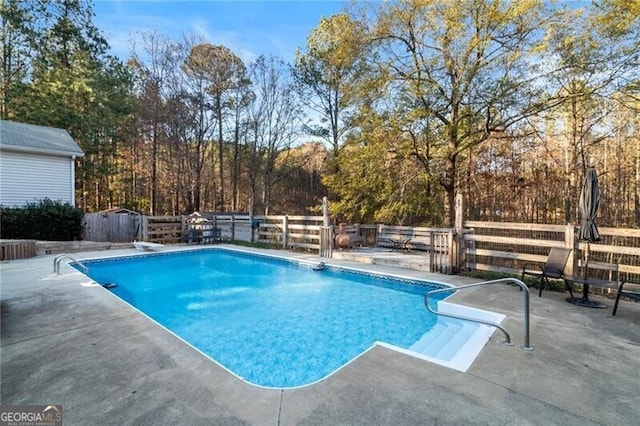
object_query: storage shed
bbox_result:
[0,120,84,207]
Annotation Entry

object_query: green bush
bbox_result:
[0,199,84,241]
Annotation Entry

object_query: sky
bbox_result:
[93,0,349,63]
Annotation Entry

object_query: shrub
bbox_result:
[0,199,84,241]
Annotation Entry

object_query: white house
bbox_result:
[0,120,84,207]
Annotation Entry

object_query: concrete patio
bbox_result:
[1,245,639,425]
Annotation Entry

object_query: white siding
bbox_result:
[0,150,75,207]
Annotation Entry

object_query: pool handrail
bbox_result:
[53,254,88,274]
[424,278,533,351]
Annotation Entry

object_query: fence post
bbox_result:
[249,200,255,243]
[134,214,142,241]
[448,229,456,274]
[320,226,333,258]
[322,196,329,226]
[231,215,236,241]
[429,231,435,272]
[282,215,289,249]
[141,216,148,241]
[454,194,464,272]
[565,223,576,275]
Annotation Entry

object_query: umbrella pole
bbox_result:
[582,243,590,300]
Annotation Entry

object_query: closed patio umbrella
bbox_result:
[568,167,606,308]
[577,167,600,243]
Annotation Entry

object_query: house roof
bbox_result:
[0,120,84,157]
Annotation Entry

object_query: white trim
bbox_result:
[0,144,84,158]
[70,155,76,207]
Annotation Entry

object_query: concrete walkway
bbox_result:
[1,245,639,425]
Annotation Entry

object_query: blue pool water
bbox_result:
[80,248,448,388]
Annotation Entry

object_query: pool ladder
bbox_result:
[53,254,88,274]
[424,278,533,351]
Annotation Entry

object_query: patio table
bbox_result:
[563,275,619,309]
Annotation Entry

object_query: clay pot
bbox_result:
[335,223,352,249]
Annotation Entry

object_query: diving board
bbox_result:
[133,241,165,251]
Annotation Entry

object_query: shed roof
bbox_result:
[188,211,250,220]
[0,120,84,157]
[100,208,141,215]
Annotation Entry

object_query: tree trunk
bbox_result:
[216,95,225,211]
[443,153,456,228]
[232,113,240,211]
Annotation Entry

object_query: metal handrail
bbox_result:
[53,254,88,274]
[424,278,533,351]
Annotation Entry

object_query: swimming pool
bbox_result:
[78,248,500,388]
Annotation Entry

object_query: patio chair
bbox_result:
[613,282,640,316]
[184,227,203,244]
[521,247,572,297]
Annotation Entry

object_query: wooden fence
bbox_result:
[83,211,141,242]
[182,214,325,252]
[462,221,640,284]
[254,215,324,250]
[0,239,36,260]
[186,214,252,243]
[141,215,185,244]
[87,211,640,283]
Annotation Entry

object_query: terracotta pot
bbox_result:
[335,223,351,249]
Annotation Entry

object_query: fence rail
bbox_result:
[71,211,640,283]
[141,215,185,244]
[1,239,36,260]
[462,222,640,284]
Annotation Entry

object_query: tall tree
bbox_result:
[181,39,218,212]
[227,71,253,211]
[245,55,301,214]
[363,0,558,226]
[184,43,246,211]
[0,0,43,118]
[293,14,368,159]
[4,0,133,211]
[544,2,639,223]
[10,0,110,126]
[129,29,181,214]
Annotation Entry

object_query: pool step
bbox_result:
[409,318,479,361]
[409,320,460,354]
[331,250,432,271]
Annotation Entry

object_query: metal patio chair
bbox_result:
[613,281,639,315]
[521,247,572,297]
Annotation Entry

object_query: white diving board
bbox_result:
[133,241,165,251]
